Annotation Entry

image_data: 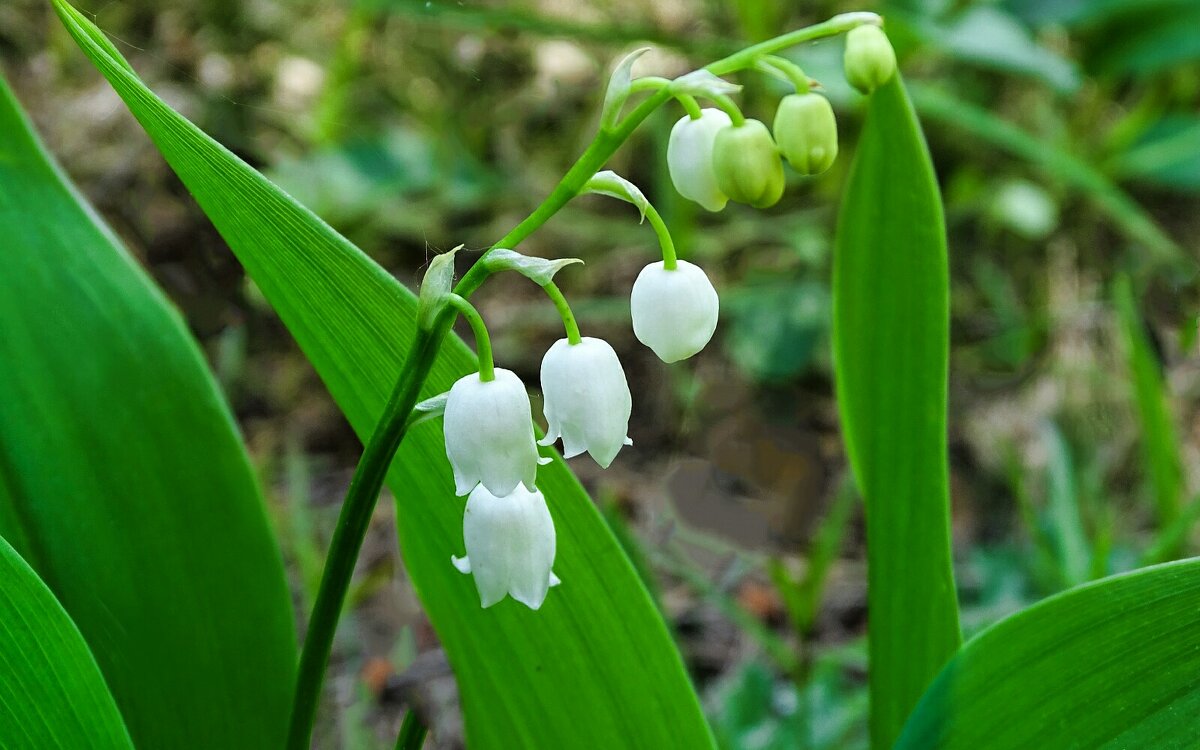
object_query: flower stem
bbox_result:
[710,93,745,126]
[643,203,678,270]
[542,281,583,344]
[678,93,702,119]
[285,320,452,750]
[760,56,810,93]
[447,294,495,381]
[394,710,428,750]
[285,13,880,748]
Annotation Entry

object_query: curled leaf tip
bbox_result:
[601,47,652,130]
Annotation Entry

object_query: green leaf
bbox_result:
[51,2,714,747]
[897,558,1200,748]
[0,73,296,747]
[1114,274,1183,530]
[0,535,133,749]
[832,75,961,748]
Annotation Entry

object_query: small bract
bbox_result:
[667,108,732,212]
[773,92,839,175]
[712,119,786,209]
[443,368,540,497]
[540,337,633,468]
[630,260,719,363]
[844,25,897,94]
[452,484,560,609]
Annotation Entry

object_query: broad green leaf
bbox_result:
[897,558,1200,748]
[1114,275,1183,529]
[0,74,296,747]
[51,2,715,747]
[832,75,961,748]
[0,535,133,749]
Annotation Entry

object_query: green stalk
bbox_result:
[284,321,451,750]
[643,203,678,269]
[394,711,428,750]
[285,13,881,748]
[447,294,495,381]
[542,282,582,344]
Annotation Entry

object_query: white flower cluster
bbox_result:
[440,24,897,610]
[444,263,718,610]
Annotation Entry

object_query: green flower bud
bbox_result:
[843,25,897,94]
[772,93,838,175]
[712,119,785,209]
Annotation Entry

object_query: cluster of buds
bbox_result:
[418,21,896,611]
[667,24,895,213]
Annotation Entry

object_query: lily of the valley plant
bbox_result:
[286,11,896,749]
[412,23,897,612]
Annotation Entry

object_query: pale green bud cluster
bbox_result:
[666,25,896,212]
[843,25,897,94]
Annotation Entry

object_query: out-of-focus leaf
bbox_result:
[355,0,730,55]
[1039,422,1091,586]
[1114,274,1183,529]
[911,84,1188,271]
[904,6,1081,93]
[724,280,829,383]
[1110,116,1200,192]
[0,536,133,749]
[52,3,715,748]
[0,74,296,748]
[266,126,493,233]
[833,75,961,749]
[711,653,870,750]
[1080,1,1200,77]
[897,559,1200,748]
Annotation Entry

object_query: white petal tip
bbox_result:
[549,571,562,587]
[451,555,471,574]
[623,436,634,446]
[537,435,556,447]
[512,593,548,610]
[536,456,553,466]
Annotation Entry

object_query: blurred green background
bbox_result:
[3,0,1199,747]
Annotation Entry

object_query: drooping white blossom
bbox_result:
[630,259,720,363]
[451,484,561,609]
[443,368,540,496]
[539,337,633,468]
[667,108,732,212]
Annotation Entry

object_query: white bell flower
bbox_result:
[667,108,732,212]
[443,368,541,497]
[451,484,561,609]
[539,337,633,468]
[630,259,720,363]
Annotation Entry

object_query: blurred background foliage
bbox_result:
[3,0,1199,747]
